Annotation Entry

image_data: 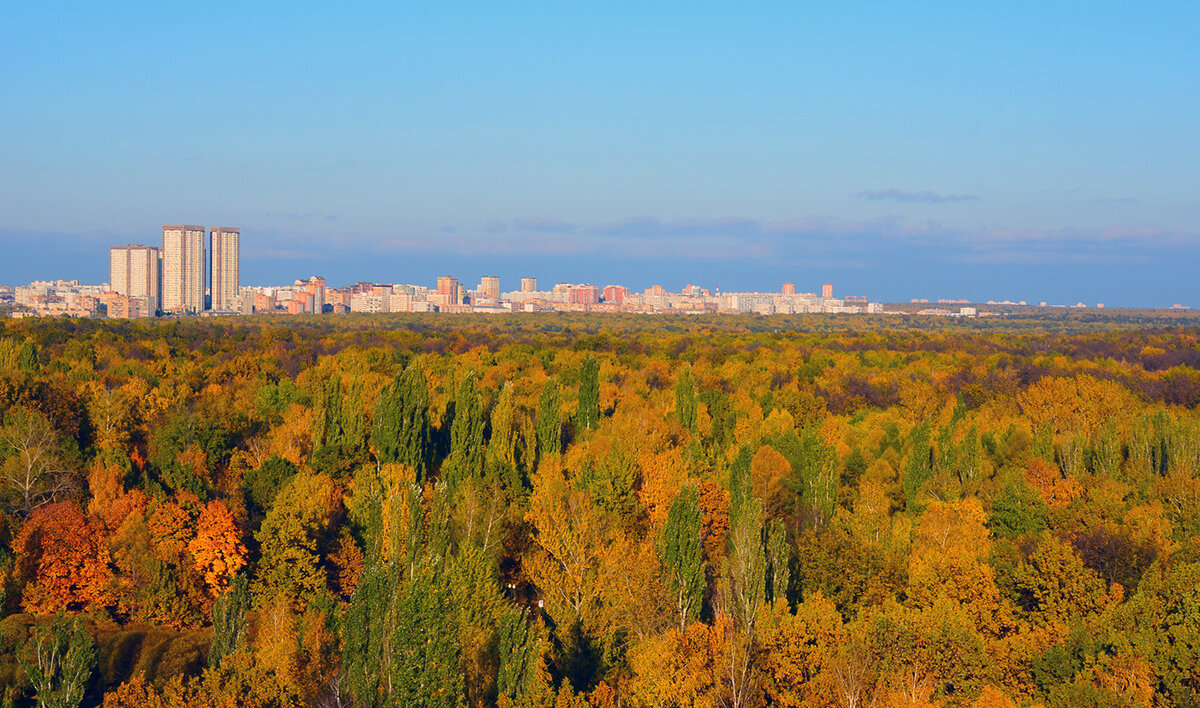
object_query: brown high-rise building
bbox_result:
[210,228,240,311]
[109,244,161,314]
[822,283,833,299]
[437,276,459,303]
[162,225,206,313]
[782,282,796,295]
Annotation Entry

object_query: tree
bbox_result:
[187,500,247,595]
[659,484,706,631]
[577,357,600,432]
[486,381,531,492]
[15,501,112,613]
[242,455,297,515]
[675,366,698,433]
[370,360,431,478]
[254,471,339,606]
[497,608,548,704]
[210,573,250,667]
[537,380,563,464]
[443,371,485,490]
[903,422,932,511]
[524,472,616,630]
[21,613,96,708]
[1,407,71,516]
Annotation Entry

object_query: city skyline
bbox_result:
[2,3,1198,307]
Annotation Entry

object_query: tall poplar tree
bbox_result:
[577,356,600,432]
[536,380,562,463]
[675,365,698,433]
[659,484,705,631]
[371,360,431,478]
[443,372,485,490]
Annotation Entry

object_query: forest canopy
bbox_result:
[1,312,1200,707]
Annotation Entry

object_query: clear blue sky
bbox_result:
[2,2,1197,305]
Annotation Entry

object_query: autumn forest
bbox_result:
[2,312,1200,707]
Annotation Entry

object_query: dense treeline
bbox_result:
[1,313,1199,706]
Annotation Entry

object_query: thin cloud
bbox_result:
[856,189,979,204]
[481,219,508,233]
[513,217,577,233]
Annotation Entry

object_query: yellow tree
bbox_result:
[524,469,617,632]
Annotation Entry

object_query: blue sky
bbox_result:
[2,2,1197,305]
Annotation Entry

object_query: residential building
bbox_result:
[162,225,206,313]
[109,244,161,313]
[437,276,459,303]
[479,276,501,301]
[521,277,538,293]
[210,228,240,310]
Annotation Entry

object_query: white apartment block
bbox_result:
[162,225,206,313]
[210,228,241,311]
[109,244,161,313]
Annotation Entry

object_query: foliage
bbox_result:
[0,313,1198,704]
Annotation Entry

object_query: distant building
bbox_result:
[109,244,161,313]
[822,283,833,299]
[569,284,600,305]
[602,285,629,304]
[303,276,326,312]
[521,277,538,293]
[479,276,500,301]
[437,276,459,303]
[782,282,796,295]
[210,228,240,311]
[162,225,206,313]
[108,295,153,319]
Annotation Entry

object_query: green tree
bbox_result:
[18,339,41,375]
[577,356,600,432]
[242,455,297,515]
[675,366,698,433]
[659,484,706,631]
[254,471,338,606]
[496,608,547,704]
[443,371,485,490]
[903,421,933,511]
[21,613,96,708]
[314,375,346,449]
[210,573,250,667]
[988,477,1048,540]
[536,380,562,463]
[766,518,790,606]
[371,360,431,478]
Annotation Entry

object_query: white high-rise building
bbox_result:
[162,225,206,313]
[109,244,161,313]
[210,227,241,311]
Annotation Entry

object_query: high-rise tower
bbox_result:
[109,244,161,313]
[479,276,500,300]
[210,227,241,311]
[162,225,206,313]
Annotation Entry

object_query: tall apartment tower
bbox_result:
[210,227,241,311]
[162,225,206,313]
[521,277,538,293]
[479,276,500,300]
[109,245,161,313]
[437,276,459,303]
[822,283,833,299]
